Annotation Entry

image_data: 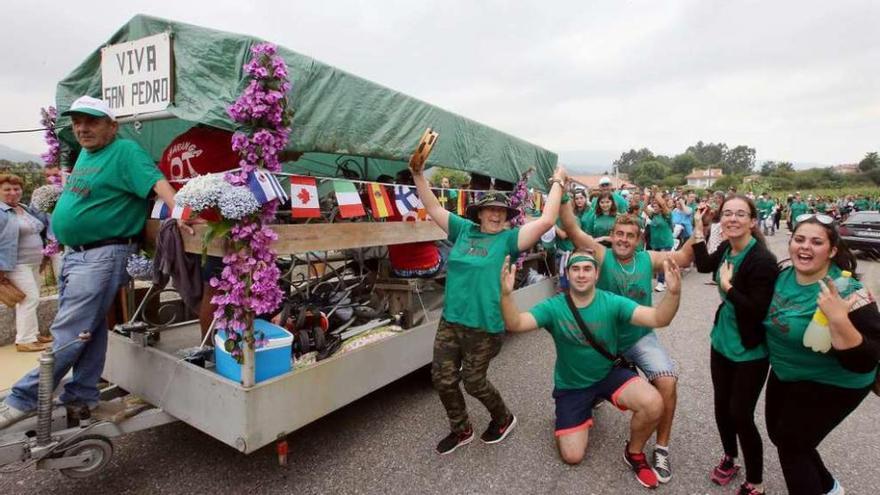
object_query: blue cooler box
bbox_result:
[214,319,293,383]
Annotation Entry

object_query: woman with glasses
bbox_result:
[692,195,779,495]
[763,214,880,495]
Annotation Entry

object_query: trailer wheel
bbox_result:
[59,436,113,479]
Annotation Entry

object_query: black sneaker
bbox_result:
[653,447,671,483]
[436,428,474,455]
[480,414,517,444]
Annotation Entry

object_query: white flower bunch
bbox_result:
[219,186,261,220]
[30,184,62,213]
[126,254,154,281]
[175,174,233,212]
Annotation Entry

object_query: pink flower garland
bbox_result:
[40,106,62,256]
[211,43,293,360]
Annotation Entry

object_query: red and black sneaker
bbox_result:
[623,442,659,489]
[436,428,474,455]
[480,414,517,444]
[711,454,741,486]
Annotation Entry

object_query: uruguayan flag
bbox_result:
[394,185,423,216]
[247,169,290,205]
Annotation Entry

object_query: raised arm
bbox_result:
[649,237,695,271]
[412,171,450,233]
[500,256,540,332]
[517,166,566,251]
[560,200,605,262]
[630,259,682,327]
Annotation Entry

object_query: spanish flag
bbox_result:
[456,190,467,215]
[368,182,394,219]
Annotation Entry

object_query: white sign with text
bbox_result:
[101,33,173,117]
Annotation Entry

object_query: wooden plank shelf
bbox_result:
[145,219,447,256]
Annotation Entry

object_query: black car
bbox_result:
[840,211,880,257]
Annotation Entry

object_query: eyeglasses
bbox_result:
[721,210,750,219]
[795,213,833,225]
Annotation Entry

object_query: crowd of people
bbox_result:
[0,93,878,494]
[414,168,879,494]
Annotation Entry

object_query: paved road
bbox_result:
[3,232,880,494]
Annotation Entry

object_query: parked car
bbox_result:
[839,211,880,258]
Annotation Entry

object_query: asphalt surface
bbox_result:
[3,231,880,494]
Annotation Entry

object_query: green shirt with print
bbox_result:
[789,201,808,220]
[648,213,674,250]
[711,238,769,361]
[443,213,521,332]
[52,138,163,247]
[764,266,876,388]
[598,250,654,351]
[530,290,638,390]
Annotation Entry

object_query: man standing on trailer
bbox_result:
[0,96,182,429]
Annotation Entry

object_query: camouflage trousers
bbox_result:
[431,318,510,434]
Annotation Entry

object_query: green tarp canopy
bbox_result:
[55,14,557,188]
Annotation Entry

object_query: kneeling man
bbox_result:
[500,251,681,490]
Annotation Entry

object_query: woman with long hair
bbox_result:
[692,194,779,495]
[586,191,618,245]
[764,215,880,495]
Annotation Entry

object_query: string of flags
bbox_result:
[153,174,499,221]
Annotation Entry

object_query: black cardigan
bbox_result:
[693,239,779,349]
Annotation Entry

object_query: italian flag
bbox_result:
[333,180,365,218]
[368,183,394,219]
[290,176,321,218]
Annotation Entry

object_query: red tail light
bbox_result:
[838,225,851,236]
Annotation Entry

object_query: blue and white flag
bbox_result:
[394,185,423,216]
[247,169,289,205]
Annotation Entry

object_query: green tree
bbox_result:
[613,148,655,174]
[711,174,741,191]
[670,152,701,175]
[430,167,471,188]
[660,173,686,189]
[686,141,727,165]
[629,160,670,187]
[760,160,795,176]
[723,145,756,175]
[859,152,878,172]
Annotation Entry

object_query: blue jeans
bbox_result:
[6,244,136,411]
[622,331,678,382]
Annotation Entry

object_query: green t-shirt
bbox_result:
[597,250,654,351]
[530,290,638,390]
[589,213,616,238]
[711,238,769,361]
[854,198,870,211]
[756,198,774,218]
[53,138,163,247]
[815,202,827,213]
[764,266,875,388]
[789,201,808,220]
[443,213,521,332]
[555,218,574,252]
[648,213,674,250]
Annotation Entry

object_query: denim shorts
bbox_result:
[551,367,640,436]
[622,331,678,381]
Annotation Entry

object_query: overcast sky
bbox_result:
[1,0,878,170]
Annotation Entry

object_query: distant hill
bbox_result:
[0,144,41,164]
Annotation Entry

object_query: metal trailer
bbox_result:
[0,277,554,477]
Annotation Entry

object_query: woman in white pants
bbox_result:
[0,174,53,352]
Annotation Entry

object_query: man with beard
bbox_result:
[500,251,682,489]
[559,202,696,484]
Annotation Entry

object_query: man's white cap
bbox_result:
[621,189,630,197]
[61,95,116,121]
[599,176,612,185]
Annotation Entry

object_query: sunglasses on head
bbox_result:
[795,213,833,225]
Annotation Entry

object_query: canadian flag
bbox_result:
[290,176,320,218]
